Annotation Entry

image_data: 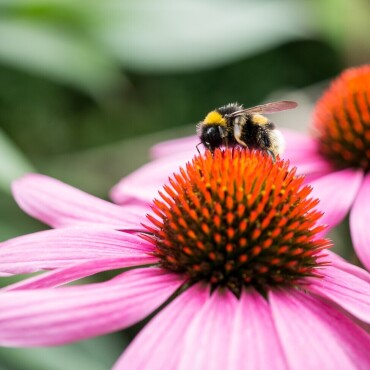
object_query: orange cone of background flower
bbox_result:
[282,65,370,270]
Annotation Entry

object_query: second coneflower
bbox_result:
[281,65,370,269]
[1,149,370,369]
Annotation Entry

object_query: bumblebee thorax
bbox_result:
[216,102,243,117]
[203,103,244,127]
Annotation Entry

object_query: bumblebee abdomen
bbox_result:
[241,116,275,149]
[250,114,275,129]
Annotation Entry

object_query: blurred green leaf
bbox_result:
[0,17,123,96]
[0,0,330,92]
[95,0,316,71]
[0,192,45,242]
[0,333,126,370]
[0,0,95,27]
[0,127,35,193]
[313,0,370,63]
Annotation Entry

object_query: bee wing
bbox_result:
[228,101,298,117]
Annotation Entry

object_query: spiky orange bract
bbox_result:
[143,149,330,295]
[312,65,370,171]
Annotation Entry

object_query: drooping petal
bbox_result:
[309,168,363,232]
[270,288,370,369]
[306,264,370,324]
[0,267,184,346]
[177,289,237,370]
[150,135,199,159]
[350,172,370,270]
[12,174,146,230]
[110,154,192,205]
[227,289,288,370]
[0,227,155,276]
[113,284,210,370]
[3,257,157,291]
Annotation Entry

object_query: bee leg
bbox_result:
[266,149,276,162]
[217,126,229,149]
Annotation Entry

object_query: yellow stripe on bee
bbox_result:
[204,111,227,126]
[252,114,269,125]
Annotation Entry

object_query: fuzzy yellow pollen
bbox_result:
[203,111,227,126]
[252,114,268,125]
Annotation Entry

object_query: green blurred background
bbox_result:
[0,0,369,368]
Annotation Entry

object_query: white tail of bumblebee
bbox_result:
[274,130,286,156]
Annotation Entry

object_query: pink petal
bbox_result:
[281,129,320,154]
[113,283,210,370]
[0,267,184,346]
[270,288,370,369]
[115,287,287,370]
[110,154,192,205]
[12,174,146,230]
[4,257,157,291]
[350,172,370,270]
[309,168,363,232]
[306,264,370,324]
[227,289,287,370]
[290,156,333,177]
[150,135,199,159]
[280,130,332,178]
[0,227,154,276]
[177,289,237,370]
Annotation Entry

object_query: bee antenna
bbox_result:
[196,142,203,154]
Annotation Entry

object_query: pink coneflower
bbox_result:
[1,149,370,368]
[113,65,370,271]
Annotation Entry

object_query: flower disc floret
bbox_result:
[313,65,370,171]
[144,149,330,295]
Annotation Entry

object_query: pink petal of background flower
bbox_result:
[110,154,192,205]
[350,172,370,270]
[309,168,363,233]
[13,174,147,230]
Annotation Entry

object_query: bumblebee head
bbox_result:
[199,125,224,152]
[195,111,227,151]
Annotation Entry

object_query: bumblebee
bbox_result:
[196,101,298,160]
